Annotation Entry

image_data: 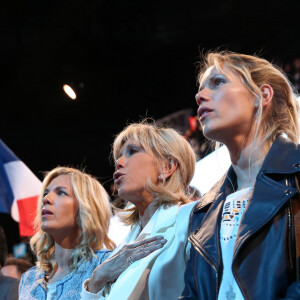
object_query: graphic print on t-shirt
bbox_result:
[221,197,248,242]
[218,187,252,300]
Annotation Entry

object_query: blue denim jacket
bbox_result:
[19,250,111,300]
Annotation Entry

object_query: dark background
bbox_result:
[1,0,300,250]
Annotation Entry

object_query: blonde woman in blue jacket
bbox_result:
[19,167,164,299]
[82,123,197,300]
[180,51,300,299]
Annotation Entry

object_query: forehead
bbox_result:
[121,137,140,149]
[200,66,216,83]
[47,174,71,188]
[200,65,239,86]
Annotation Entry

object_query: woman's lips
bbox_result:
[113,172,125,184]
[197,106,214,121]
[41,209,53,217]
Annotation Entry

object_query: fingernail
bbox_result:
[162,239,167,244]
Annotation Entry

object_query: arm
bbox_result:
[281,176,300,299]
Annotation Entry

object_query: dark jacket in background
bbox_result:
[0,274,19,300]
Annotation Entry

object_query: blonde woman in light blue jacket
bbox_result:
[19,167,164,300]
[82,122,198,300]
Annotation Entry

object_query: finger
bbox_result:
[126,235,164,249]
[136,237,167,251]
[130,239,167,261]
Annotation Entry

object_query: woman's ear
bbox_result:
[260,84,273,108]
[158,159,178,180]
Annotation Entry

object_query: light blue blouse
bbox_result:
[19,250,111,300]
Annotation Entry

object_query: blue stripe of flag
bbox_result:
[0,139,17,213]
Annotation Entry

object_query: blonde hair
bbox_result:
[113,122,196,225]
[30,167,115,279]
[198,51,300,147]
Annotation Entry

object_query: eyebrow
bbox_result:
[199,72,227,90]
[199,75,214,90]
[44,186,69,193]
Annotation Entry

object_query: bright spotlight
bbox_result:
[63,84,77,100]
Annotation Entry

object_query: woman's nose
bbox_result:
[115,155,125,170]
[195,89,209,106]
[42,193,52,205]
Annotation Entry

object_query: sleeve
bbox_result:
[178,245,199,299]
[281,281,300,299]
[80,279,111,300]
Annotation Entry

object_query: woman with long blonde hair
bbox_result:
[19,167,164,299]
[180,51,300,299]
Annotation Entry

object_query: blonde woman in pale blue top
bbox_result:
[19,167,163,300]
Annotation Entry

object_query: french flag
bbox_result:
[0,139,42,236]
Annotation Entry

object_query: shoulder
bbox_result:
[0,274,19,287]
[94,249,112,263]
[178,201,198,218]
[19,266,42,296]
[20,266,42,288]
[20,266,40,283]
[0,275,19,299]
[262,136,300,172]
[172,202,199,236]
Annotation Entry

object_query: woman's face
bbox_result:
[41,175,79,241]
[196,66,256,145]
[113,139,158,210]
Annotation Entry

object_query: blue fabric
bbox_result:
[0,140,17,213]
[19,250,111,300]
[0,140,19,163]
[180,136,300,299]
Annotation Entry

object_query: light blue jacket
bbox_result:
[82,202,198,300]
[19,250,111,300]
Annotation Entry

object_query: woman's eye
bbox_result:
[213,77,225,87]
[129,148,138,155]
[127,148,137,157]
[125,145,140,157]
[58,190,67,196]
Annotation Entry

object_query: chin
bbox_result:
[203,126,226,143]
[41,223,53,234]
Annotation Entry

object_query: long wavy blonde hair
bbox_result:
[197,51,299,147]
[113,122,196,225]
[30,167,115,279]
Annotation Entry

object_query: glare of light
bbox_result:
[63,84,77,100]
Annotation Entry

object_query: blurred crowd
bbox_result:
[283,57,300,94]
[0,226,32,299]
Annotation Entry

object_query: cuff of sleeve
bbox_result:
[81,279,109,300]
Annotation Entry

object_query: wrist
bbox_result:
[87,271,108,294]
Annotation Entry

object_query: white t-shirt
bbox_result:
[218,187,252,300]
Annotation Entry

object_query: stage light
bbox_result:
[63,84,77,100]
